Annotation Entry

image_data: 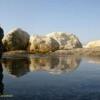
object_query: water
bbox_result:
[0,55,100,100]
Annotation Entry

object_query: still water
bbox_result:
[0,55,100,100]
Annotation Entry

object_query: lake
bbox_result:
[0,54,100,100]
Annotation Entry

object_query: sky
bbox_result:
[0,0,100,44]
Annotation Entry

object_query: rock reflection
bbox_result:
[2,55,81,77]
[87,56,100,64]
[2,58,30,77]
[29,55,81,74]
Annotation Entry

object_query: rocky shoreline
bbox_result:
[2,48,100,59]
[53,48,100,56]
[2,28,82,53]
[1,27,100,58]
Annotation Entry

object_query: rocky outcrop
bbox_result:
[28,35,59,53]
[46,32,82,50]
[84,40,100,48]
[2,28,83,53]
[2,28,30,51]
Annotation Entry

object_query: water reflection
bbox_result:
[29,55,81,74]
[2,58,30,77]
[2,55,81,77]
[87,56,100,64]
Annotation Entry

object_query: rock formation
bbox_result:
[28,35,59,53]
[2,28,83,53]
[46,32,82,50]
[84,40,100,48]
[2,28,30,51]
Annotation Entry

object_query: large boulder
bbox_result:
[84,40,100,48]
[28,35,59,53]
[46,32,82,49]
[2,28,30,51]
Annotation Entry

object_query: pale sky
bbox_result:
[0,0,100,44]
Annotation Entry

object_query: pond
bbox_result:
[0,55,100,100]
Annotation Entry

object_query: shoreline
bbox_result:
[2,48,100,59]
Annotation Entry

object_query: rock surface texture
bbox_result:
[84,40,100,48]
[28,35,59,53]
[2,28,30,51]
[46,32,82,50]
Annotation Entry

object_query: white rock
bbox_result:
[46,32,82,49]
[84,40,100,48]
[28,35,59,53]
